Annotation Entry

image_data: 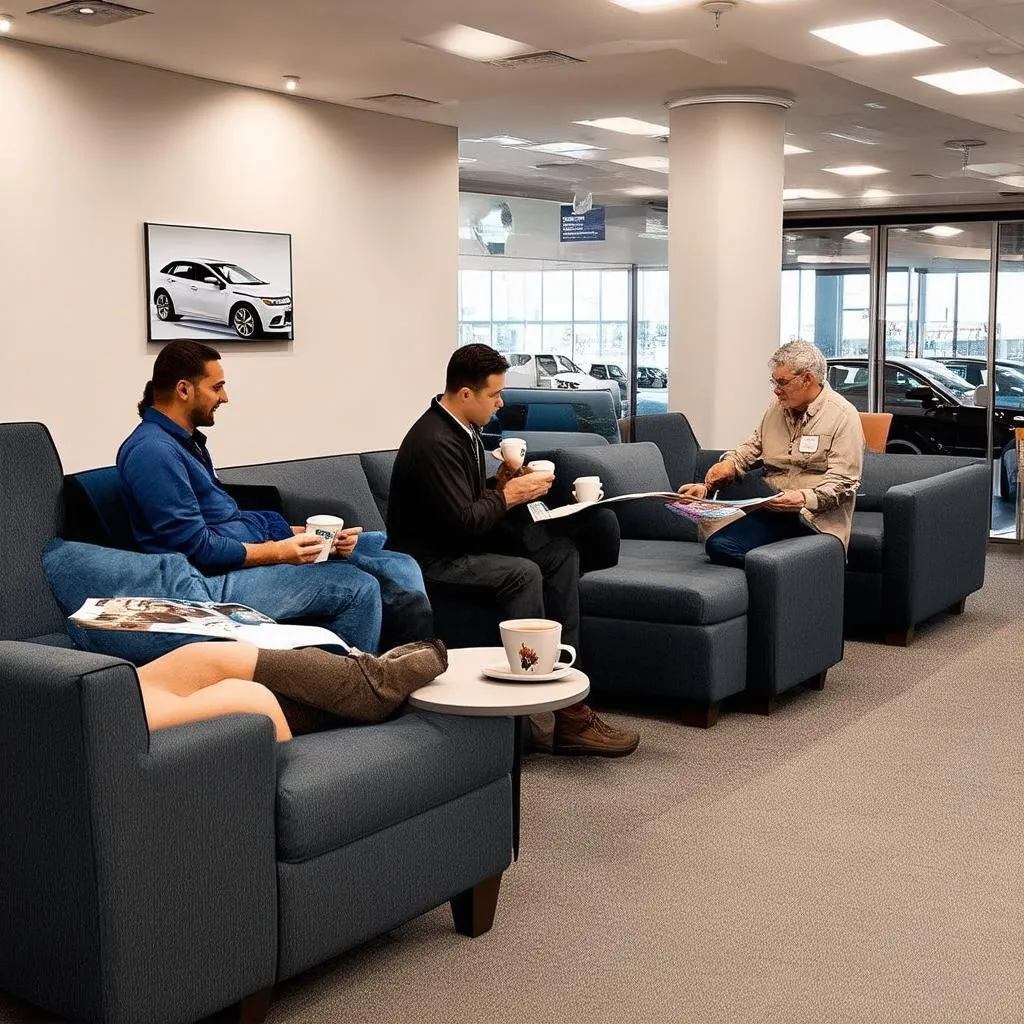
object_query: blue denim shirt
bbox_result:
[116,408,293,571]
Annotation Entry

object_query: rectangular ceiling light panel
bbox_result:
[612,156,670,172]
[575,117,669,136]
[915,67,1024,95]
[811,19,941,57]
[824,165,888,176]
[784,144,810,155]
[606,0,690,10]
[417,25,531,61]
[528,142,604,154]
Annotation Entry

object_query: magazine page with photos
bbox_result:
[69,597,349,651]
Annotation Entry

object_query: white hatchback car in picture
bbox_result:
[145,224,293,341]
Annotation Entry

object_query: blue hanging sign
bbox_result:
[560,205,606,243]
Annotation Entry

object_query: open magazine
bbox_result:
[69,597,350,652]
[528,491,780,523]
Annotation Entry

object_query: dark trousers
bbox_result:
[418,523,581,652]
[704,511,812,568]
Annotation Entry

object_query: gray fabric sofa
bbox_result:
[0,422,514,1024]
[545,441,847,724]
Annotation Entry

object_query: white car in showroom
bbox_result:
[504,352,621,412]
[152,259,293,338]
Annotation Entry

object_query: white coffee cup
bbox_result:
[305,514,344,563]
[573,476,604,503]
[526,459,555,475]
[499,618,577,676]
[499,437,527,471]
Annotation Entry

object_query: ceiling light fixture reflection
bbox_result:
[811,19,941,57]
[0,12,14,31]
[844,231,871,243]
[282,76,301,91]
[862,188,893,199]
[612,155,670,173]
[922,225,964,237]
[915,68,1024,95]
[575,117,668,136]
[825,131,879,145]
[416,25,531,61]
[458,156,478,164]
[784,144,810,155]
[619,186,667,197]
[995,174,1024,188]
[783,188,841,200]
[824,165,888,176]
[482,136,531,146]
[528,141,604,154]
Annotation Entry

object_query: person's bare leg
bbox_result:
[141,678,292,741]
[137,641,260,696]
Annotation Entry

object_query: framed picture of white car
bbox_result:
[144,223,294,342]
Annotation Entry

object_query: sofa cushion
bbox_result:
[62,467,138,550]
[42,539,216,664]
[359,450,397,522]
[847,511,885,574]
[581,539,748,625]
[275,712,512,862]
[0,422,68,642]
[219,454,385,533]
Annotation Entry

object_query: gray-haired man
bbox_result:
[678,340,865,567]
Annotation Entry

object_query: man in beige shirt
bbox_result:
[679,340,864,567]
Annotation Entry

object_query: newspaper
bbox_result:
[528,491,779,523]
[69,597,350,652]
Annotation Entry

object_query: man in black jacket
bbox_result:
[388,344,639,757]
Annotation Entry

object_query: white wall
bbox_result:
[0,41,458,472]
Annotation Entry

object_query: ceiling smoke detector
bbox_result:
[701,1,737,28]
[27,0,150,25]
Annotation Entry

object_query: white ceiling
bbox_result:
[11,0,1024,210]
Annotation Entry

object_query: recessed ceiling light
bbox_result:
[865,102,887,110]
[966,162,1024,177]
[784,144,811,155]
[619,186,667,197]
[916,68,1024,95]
[862,188,893,199]
[811,19,941,57]
[480,135,531,146]
[825,131,879,146]
[574,117,668,136]
[783,188,841,201]
[844,231,872,243]
[0,12,14,31]
[78,6,95,13]
[528,142,604,154]
[416,25,531,62]
[606,0,689,10]
[458,156,478,165]
[922,225,964,237]
[282,76,300,91]
[612,156,670,173]
[824,165,888,176]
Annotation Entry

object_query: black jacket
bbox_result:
[387,399,509,559]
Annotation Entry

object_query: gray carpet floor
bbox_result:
[3,546,1021,1024]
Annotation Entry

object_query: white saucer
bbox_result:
[481,663,575,683]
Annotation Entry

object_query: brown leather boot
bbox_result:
[253,640,448,734]
[552,705,640,757]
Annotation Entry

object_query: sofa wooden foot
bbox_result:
[803,669,827,692]
[679,700,722,729]
[948,598,967,615]
[236,987,273,1024]
[451,874,502,938]
[884,626,914,647]
[742,694,775,717]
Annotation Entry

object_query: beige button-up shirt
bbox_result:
[715,382,865,550]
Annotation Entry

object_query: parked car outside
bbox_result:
[153,258,293,338]
[636,366,668,389]
[826,357,1022,493]
[503,352,621,413]
[589,362,628,399]
[933,357,1024,410]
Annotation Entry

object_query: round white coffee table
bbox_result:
[409,646,590,860]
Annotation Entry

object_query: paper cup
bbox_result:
[305,514,344,563]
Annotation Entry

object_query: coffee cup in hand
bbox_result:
[499,618,576,675]
[573,476,604,504]
[499,437,527,471]
[305,514,344,563]
[526,459,555,475]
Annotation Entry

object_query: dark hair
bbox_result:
[138,340,222,417]
[445,344,510,394]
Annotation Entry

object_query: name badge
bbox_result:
[798,435,819,454]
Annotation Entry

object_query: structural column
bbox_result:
[667,92,792,448]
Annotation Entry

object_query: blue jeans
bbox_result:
[215,531,431,653]
[704,512,811,568]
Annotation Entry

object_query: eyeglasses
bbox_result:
[769,373,804,392]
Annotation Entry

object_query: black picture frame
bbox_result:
[144,222,294,343]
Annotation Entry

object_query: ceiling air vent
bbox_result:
[910,173,941,179]
[491,51,584,70]
[28,1,151,25]
[360,93,441,108]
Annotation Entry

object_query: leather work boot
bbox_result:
[552,705,640,757]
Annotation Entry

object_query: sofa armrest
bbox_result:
[882,464,989,629]
[0,642,278,1024]
[550,507,620,573]
[744,534,846,696]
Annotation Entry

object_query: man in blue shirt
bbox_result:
[117,340,431,652]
